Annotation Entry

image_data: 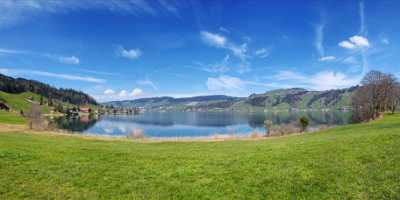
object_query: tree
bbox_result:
[352,70,400,121]
[299,116,309,132]
[264,120,273,136]
[27,103,45,130]
[39,95,44,105]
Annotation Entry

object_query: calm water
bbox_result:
[53,111,352,138]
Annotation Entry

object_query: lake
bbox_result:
[52,111,353,138]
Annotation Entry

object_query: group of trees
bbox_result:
[352,70,400,122]
[0,74,97,105]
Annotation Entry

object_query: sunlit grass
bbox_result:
[0,114,400,199]
[0,111,26,125]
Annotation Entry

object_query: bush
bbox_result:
[299,116,309,132]
[269,122,300,136]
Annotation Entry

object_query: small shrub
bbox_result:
[250,131,263,138]
[299,116,309,132]
[269,122,300,136]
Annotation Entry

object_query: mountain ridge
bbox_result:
[103,87,358,112]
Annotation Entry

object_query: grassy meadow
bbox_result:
[0,114,399,199]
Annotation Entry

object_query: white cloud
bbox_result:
[207,75,245,91]
[254,48,270,58]
[350,36,370,47]
[58,56,79,65]
[117,46,142,60]
[339,35,370,49]
[339,41,356,49]
[118,90,128,97]
[271,70,359,91]
[200,31,227,48]
[318,56,336,62]
[131,88,143,97]
[0,68,105,83]
[100,88,143,101]
[104,89,115,95]
[309,71,358,90]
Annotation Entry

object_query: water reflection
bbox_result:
[53,111,352,138]
[52,115,98,132]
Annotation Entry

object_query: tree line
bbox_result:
[0,73,97,105]
[352,70,400,122]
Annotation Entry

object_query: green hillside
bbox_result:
[104,87,357,112]
[0,91,49,113]
[0,114,399,199]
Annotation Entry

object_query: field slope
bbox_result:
[1,115,400,199]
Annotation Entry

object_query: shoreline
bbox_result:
[0,122,315,143]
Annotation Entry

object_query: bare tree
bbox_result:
[27,103,46,130]
[352,70,399,121]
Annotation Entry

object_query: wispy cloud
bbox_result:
[0,48,29,55]
[200,31,227,48]
[137,79,158,90]
[207,75,244,91]
[254,48,270,58]
[315,23,325,57]
[207,75,279,94]
[314,22,336,62]
[200,31,248,62]
[116,46,142,60]
[200,30,270,73]
[319,56,336,62]
[0,0,182,28]
[0,47,81,65]
[195,55,231,73]
[0,68,105,83]
[58,56,80,65]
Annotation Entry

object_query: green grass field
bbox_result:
[0,111,26,125]
[0,115,400,199]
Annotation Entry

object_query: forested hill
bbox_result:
[0,74,97,105]
[104,87,357,112]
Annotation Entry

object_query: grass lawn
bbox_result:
[0,111,26,125]
[0,115,400,199]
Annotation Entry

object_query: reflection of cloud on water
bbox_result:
[80,111,350,138]
[85,119,262,138]
[103,127,114,134]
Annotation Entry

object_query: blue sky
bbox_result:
[0,0,399,102]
